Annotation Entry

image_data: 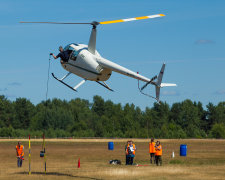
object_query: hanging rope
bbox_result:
[43,55,51,130]
[45,55,51,102]
[41,55,51,174]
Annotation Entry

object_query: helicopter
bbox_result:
[20,14,176,102]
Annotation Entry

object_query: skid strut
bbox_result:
[52,73,87,92]
[52,73,77,92]
[96,81,114,92]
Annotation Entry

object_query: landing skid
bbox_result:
[52,73,77,92]
[96,81,114,92]
[52,73,113,92]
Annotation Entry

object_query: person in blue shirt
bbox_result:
[125,140,136,165]
[50,46,72,62]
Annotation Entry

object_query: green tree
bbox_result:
[209,123,225,138]
[13,98,35,129]
[92,96,105,116]
[0,95,14,127]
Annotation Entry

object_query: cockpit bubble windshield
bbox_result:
[64,43,79,51]
[63,44,79,61]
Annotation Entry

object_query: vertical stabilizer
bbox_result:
[155,86,161,102]
[156,63,165,86]
[155,63,165,101]
[88,27,97,54]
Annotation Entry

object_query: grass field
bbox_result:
[0,139,225,180]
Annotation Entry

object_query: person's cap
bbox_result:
[59,46,63,50]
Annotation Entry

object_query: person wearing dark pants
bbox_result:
[125,140,136,165]
[16,141,24,167]
[155,141,162,166]
[125,141,130,165]
[129,141,136,165]
[17,157,24,167]
[155,155,162,166]
[149,138,156,164]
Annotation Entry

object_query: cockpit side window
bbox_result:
[70,48,88,61]
[64,44,88,61]
[70,50,79,61]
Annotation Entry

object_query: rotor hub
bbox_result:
[91,21,99,29]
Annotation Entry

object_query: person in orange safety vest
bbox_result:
[125,140,130,165]
[149,138,156,164]
[125,140,136,165]
[155,141,162,166]
[16,141,24,167]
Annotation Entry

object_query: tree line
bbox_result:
[0,95,224,138]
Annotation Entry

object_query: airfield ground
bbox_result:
[0,139,224,180]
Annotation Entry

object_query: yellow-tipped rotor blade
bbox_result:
[99,14,165,25]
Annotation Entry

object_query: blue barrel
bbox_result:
[40,151,45,157]
[108,142,114,150]
[180,144,187,156]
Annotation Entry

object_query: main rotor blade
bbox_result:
[20,22,92,24]
[99,14,165,25]
[20,14,165,26]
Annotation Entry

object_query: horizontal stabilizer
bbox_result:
[160,83,177,87]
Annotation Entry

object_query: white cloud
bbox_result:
[0,88,7,92]
[8,82,22,86]
[195,39,214,45]
[161,90,180,96]
[214,90,225,95]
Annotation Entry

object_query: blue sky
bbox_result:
[0,0,225,109]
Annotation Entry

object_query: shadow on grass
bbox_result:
[16,171,103,180]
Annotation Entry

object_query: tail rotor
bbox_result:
[138,63,177,102]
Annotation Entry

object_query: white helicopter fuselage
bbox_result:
[61,43,151,83]
[61,43,112,81]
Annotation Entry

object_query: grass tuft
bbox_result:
[169,159,184,164]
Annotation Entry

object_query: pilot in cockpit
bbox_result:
[50,46,72,63]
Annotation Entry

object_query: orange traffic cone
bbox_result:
[78,158,80,168]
